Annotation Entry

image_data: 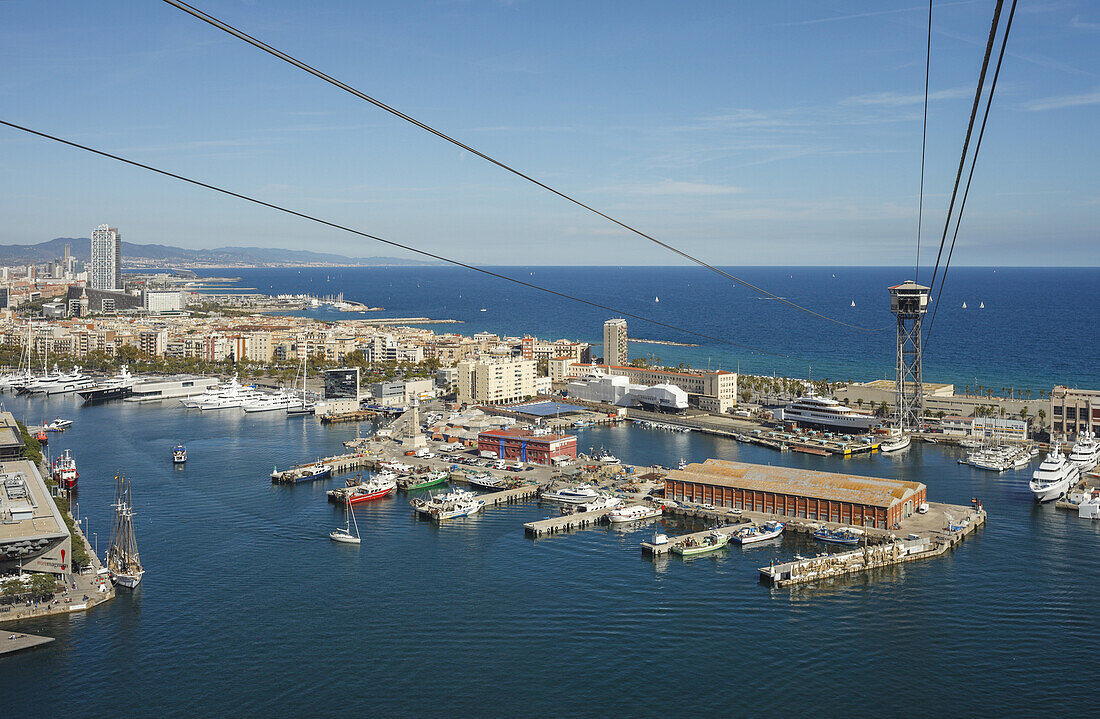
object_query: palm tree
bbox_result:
[1037,408,1046,428]
[856,398,864,410]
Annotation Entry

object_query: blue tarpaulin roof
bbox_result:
[508,401,590,417]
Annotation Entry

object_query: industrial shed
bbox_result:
[665,459,927,529]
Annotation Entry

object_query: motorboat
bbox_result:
[45,416,72,431]
[172,444,187,464]
[1029,444,1079,503]
[576,494,624,513]
[1068,430,1100,472]
[671,530,730,557]
[541,483,601,504]
[732,520,785,545]
[606,504,662,523]
[812,527,864,545]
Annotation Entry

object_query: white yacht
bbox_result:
[776,391,878,431]
[541,483,601,504]
[1068,430,1100,472]
[575,494,624,513]
[1029,444,1080,503]
[242,390,305,413]
[42,367,98,395]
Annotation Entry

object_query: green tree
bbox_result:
[2,578,25,596]
[1037,409,1046,428]
[29,573,57,599]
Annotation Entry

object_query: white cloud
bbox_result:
[1024,88,1100,111]
[844,86,975,106]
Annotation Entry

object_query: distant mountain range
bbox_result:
[0,237,437,268]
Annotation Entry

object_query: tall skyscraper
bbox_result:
[91,224,122,290]
[603,318,628,367]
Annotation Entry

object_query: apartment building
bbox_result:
[456,357,537,406]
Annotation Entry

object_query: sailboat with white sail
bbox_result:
[107,472,145,588]
[330,504,362,544]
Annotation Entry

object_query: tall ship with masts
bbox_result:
[107,472,145,588]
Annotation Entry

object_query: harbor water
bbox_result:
[1,392,1096,717]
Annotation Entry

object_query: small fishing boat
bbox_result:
[671,530,730,556]
[541,483,601,504]
[402,471,448,491]
[172,444,187,464]
[412,489,484,521]
[466,472,505,490]
[52,450,79,490]
[330,504,361,544]
[812,526,864,546]
[732,521,784,545]
[607,504,662,524]
[271,460,333,483]
[343,473,398,504]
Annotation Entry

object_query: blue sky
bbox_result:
[0,0,1096,265]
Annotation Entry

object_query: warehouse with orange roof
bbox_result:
[665,459,927,530]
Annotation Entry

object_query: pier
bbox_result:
[270,452,374,483]
[0,633,54,657]
[759,509,986,587]
[524,508,614,536]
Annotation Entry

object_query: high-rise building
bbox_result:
[603,318,628,367]
[91,224,122,290]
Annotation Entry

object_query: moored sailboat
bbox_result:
[107,472,145,588]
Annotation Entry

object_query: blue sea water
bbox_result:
[1,392,1097,718]
[3,266,1098,717]
[204,265,1099,392]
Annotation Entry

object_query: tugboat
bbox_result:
[172,444,187,464]
[51,449,79,491]
[107,472,145,588]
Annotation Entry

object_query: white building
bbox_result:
[566,370,688,412]
[91,224,122,291]
[603,318,627,367]
[143,290,183,313]
[456,357,537,405]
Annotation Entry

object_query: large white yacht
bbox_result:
[241,390,305,413]
[1029,444,1080,503]
[1068,430,1100,472]
[777,391,878,432]
[42,367,98,395]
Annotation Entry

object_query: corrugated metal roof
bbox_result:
[668,459,924,508]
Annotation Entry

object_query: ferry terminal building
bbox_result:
[665,459,927,530]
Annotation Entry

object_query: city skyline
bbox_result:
[0,1,1096,267]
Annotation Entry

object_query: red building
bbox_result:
[476,429,577,465]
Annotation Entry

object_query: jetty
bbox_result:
[524,508,615,536]
[759,509,986,587]
[270,452,373,483]
[641,522,746,555]
[0,633,54,657]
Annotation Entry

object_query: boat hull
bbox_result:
[329,532,361,544]
[110,570,144,589]
[79,386,134,403]
[672,536,730,556]
[404,476,447,491]
[346,485,396,504]
[734,529,783,545]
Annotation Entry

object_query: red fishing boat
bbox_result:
[346,473,398,505]
[52,449,79,490]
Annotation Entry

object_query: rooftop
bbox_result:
[0,459,68,545]
[669,459,925,509]
[478,428,575,443]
